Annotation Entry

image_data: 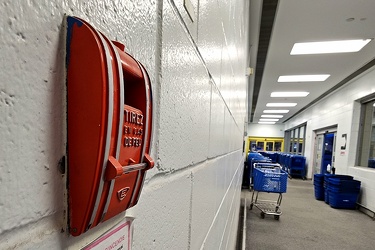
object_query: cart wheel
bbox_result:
[274,215,280,220]
[249,204,253,210]
[260,212,265,219]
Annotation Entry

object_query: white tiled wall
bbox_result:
[0,0,249,249]
[284,68,375,212]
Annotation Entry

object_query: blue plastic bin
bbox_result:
[314,184,325,200]
[324,174,361,209]
[368,158,375,168]
[328,179,361,193]
[324,174,354,204]
[328,192,359,209]
[314,174,325,200]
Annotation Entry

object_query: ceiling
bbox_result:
[248,0,375,124]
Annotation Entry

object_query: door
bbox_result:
[266,141,274,151]
[248,137,284,152]
[314,134,324,175]
[256,141,265,151]
[321,133,335,173]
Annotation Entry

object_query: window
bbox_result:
[257,141,265,151]
[285,123,306,155]
[250,140,257,152]
[358,98,375,168]
[299,126,305,154]
[274,141,282,151]
[247,137,284,152]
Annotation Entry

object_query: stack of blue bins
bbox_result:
[313,174,325,200]
[325,174,361,209]
[324,175,353,204]
[368,158,375,168]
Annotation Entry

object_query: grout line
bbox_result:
[199,158,243,250]
[165,0,244,132]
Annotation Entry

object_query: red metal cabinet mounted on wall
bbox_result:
[65,16,154,236]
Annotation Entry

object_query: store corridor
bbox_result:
[238,179,375,250]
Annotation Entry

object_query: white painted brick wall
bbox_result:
[0,0,249,249]
[284,67,375,212]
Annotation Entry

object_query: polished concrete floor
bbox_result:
[237,178,375,250]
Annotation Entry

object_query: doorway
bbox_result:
[321,133,336,174]
[247,137,284,154]
[313,129,337,174]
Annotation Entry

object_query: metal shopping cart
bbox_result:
[250,163,288,220]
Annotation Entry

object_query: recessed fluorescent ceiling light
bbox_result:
[263,110,289,113]
[278,75,330,82]
[266,103,297,107]
[261,114,283,118]
[271,92,309,97]
[291,39,372,55]
[258,121,276,124]
[259,118,279,122]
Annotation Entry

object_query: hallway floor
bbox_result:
[238,178,375,250]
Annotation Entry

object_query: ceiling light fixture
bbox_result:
[259,118,279,122]
[278,75,330,82]
[258,121,276,124]
[263,110,289,113]
[261,115,283,118]
[271,92,309,97]
[291,39,372,55]
[266,103,297,107]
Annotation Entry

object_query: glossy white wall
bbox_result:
[247,123,285,138]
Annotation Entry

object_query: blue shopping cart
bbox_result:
[250,163,288,220]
